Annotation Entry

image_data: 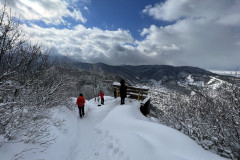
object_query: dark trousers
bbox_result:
[121,97,125,105]
[78,106,85,117]
[101,98,104,105]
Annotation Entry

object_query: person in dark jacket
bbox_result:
[76,93,85,118]
[120,79,127,105]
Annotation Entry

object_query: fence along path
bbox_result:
[112,82,149,101]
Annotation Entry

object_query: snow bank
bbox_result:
[97,99,226,160]
[207,76,225,89]
[0,105,79,160]
[0,96,227,160]
[113,82,120,86]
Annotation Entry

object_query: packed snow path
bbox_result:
[68,96,127,160]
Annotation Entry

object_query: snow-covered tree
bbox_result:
[149,79,240,159]
[0,4,73,147]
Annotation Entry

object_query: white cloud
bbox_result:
[2,0,240,70]
[1,0,87,25]
[84,6,89,11]
[22,15,240,69]
[22,24,145,65]
[71,9,87,23]
[143,0,240,26]
[140,0,240,70]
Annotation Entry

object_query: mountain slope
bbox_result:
[69,61,240,95]
[70,61,217,82]
[71,62,139,82]
[0,97,228,160]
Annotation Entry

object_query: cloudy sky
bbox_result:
[1,0,240,70]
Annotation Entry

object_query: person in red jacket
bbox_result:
[76,93,85,118]
[100,91,104,105]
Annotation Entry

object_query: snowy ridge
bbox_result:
[0,97,227,160]
[176,74,228,90]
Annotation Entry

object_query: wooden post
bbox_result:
[138,91,140,101]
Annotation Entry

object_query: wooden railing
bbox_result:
[112,83,149,101]
[113,83,150,116]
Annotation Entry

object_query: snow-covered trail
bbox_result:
[66,96,227,160]
[0,96,228,160]
[68,96,126,160]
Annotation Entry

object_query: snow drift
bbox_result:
[0,96,227,160]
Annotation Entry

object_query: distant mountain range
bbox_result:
[69,60,235,85]
[57,56,240,95]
